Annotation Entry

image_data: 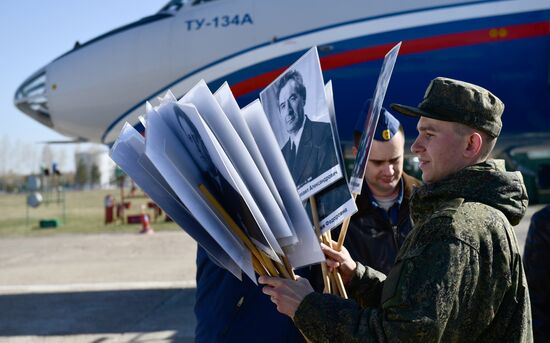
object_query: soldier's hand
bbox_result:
[259,275,314,319]
[321,241,357,284]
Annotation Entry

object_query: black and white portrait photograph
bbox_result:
[260,48,341,200]
[310,81,357,233]
[350,43,401,194]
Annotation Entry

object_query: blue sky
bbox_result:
[0,0,167,174]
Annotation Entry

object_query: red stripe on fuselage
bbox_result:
[230,21,550,97]
[400,21,549,55]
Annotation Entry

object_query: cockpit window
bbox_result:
[157,0,217,13]
[158,0,184,13]
[190,0,217,5]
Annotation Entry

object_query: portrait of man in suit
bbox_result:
[276,70,338,189]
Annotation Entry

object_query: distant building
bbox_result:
[74,148,116,188]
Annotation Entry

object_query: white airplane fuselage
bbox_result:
[14,0,550,144]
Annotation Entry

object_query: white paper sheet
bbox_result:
[242,100,325,268]
[160,100,283,262]
[110,123,244,281]
[177,80,294,246]
[144,107,256,282]
[213,82,297,247]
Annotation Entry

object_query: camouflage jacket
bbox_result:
[338,173,422,274]
[294,160,533,342]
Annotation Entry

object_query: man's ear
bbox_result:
[464,132,483,158]
[352,146,358,157]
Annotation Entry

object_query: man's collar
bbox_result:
[366,177,404,209]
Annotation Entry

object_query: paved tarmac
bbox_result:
[0,204,544,342]
[0,231,197,342]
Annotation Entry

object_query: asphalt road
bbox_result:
[0,204,544,342]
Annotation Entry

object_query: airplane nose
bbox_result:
[13,67,53,128]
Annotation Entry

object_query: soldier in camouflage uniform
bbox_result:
[260,77,533,342]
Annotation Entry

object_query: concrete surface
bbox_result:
[0,231,197,342]
[0,204,544,342]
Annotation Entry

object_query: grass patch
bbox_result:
[0,189,180,237]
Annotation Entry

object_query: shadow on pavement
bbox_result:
[0,288,196,341]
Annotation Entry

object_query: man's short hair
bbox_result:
[276,70,307,103]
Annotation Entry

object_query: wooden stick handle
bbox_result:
[274,260,291,279]
[321,232,335,294]
[335,192,357,251]
[321,232,348,298]
[329,270,338,295]
[320,262,331,294]
[199,184,278,276]
[332,269,348,299]
[258,251,280,277]
[334,215,351,252]
[252,256,267,276]
[309,196,322,236]
[309,196,332,294]
[299,329,314,343]
[282,255,297,281]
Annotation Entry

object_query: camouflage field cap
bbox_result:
[390,77,504,137]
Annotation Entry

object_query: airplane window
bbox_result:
[190,0,217,5]
[157,0,185,13]
[157,0,217,13]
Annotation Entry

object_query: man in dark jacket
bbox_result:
[277,70,338,189]
[340,106,421,274]
[524,204,550,342]
[194,247,306,342]
[260,77,533,342]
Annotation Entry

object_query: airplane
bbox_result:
[14,0,550,199]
